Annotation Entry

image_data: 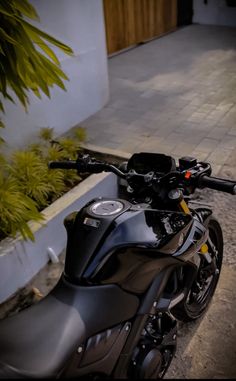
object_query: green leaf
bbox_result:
[32,87,41,99]
[12,0,39,21]
[38,52,68,81]
[0,0,74,118]
[0,101,5,113]
[30,34,60,65]
[0,27,19,45]
[0,4,16,18]
[8,79,28,109]
[21,19,74,56]
[5,93,15,103]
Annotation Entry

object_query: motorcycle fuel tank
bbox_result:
[63,198,200,293]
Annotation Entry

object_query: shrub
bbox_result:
[0,126,87,241]
[9,150,62,208]
[34,127,86,189]
[74,127,87,143]
[38,127,54,142]
[0,172,43,241]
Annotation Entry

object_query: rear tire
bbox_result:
[172,216,223,322]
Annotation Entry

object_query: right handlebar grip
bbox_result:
[199,175,236,195]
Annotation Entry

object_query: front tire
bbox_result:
[172,216,223,322]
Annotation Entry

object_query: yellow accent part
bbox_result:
[179,200,191,214]
[200,243,209,254]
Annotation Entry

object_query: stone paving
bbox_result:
[80,24,236,175]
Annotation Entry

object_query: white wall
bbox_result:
[193,0,236,27]
[1,0,109,149]
[0,173,118,303]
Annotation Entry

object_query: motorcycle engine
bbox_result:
[129,312,177,379]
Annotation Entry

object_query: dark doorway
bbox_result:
[177,0,193,26]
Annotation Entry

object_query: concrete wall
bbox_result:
[1,0,109,149]
[0,173,118,303]
[193,0,236,27]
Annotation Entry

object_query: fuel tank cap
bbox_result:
[90,200,124,216]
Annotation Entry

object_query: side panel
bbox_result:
[168,218,208,260]
[92,248,182,294]
[63,322,131,378]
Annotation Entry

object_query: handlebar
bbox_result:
[48,158,126,178]
[48,155,236,196]
[49,161,78,170]
[198,175,236,195]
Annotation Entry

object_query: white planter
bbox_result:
[0,173,118,304]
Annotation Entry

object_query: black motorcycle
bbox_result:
[0,152,235,379]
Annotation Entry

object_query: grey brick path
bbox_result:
[80,25,236,175]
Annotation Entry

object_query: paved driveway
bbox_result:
[82,24,236,175]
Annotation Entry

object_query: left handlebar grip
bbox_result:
[48,161,78,169]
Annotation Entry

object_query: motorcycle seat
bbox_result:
[0,276,139,378]
[0,284,86,378]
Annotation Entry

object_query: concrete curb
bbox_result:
[0,172,118,303]
[81,142,131,160]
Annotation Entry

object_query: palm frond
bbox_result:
[0,0,74,115]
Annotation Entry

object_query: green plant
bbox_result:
[0,151,5,166]
[35,126,87,188]
[0,125,87,241]
[38,127,54,142]
[45,168,65,202]
[59,137,79,159]
[45,144,64,162]
[0,172,43,241]
[0,0,73,129]
[9,150,58,208]
[74,127,87,143]
[28,142,43,156]
[10,148,66,205]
